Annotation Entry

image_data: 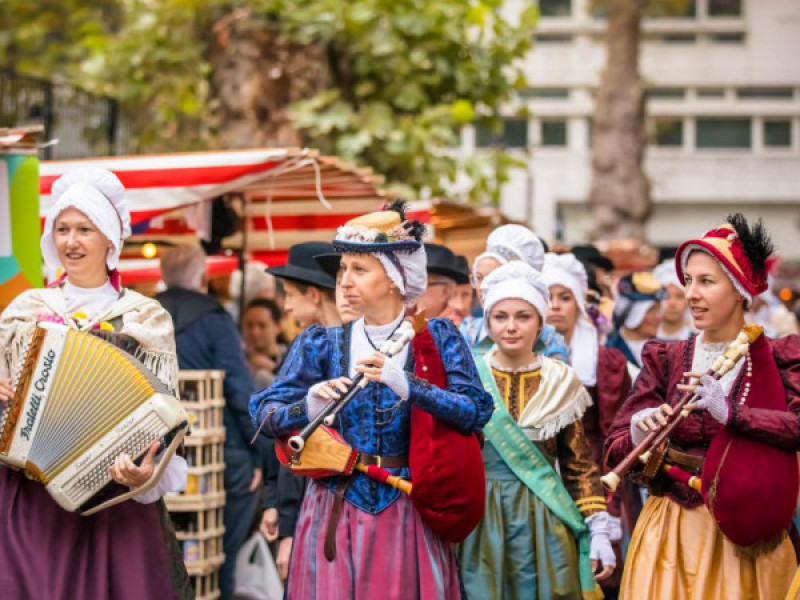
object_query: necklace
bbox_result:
[363,319,404,351]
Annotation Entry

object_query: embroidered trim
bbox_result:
[332,239,421,254]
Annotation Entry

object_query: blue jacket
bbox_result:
[157,288,267,495]
[250,317,493,514]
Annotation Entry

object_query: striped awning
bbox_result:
[39,148,431,279]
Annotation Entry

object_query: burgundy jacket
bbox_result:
[605,334,800,508]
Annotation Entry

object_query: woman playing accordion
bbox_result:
[605,214,800,599]
[249,202,493,600]
[0,168,191,599]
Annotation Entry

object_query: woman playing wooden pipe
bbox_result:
[604,214,800,599]
[457,261,614,600]
[249,202,492,600]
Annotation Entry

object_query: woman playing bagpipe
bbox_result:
[604,214,800,599]
[457,261,615,600]
[0,168,191,599]
[249,202,493,600]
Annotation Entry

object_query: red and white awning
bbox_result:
[39,148,431,280]
[40,148,301,225]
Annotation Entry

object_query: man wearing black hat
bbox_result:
[417,243,467,319]
[266,241,340,330]
[260,241,341,581]
[442,255,474,326]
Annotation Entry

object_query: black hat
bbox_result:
[452,255,470,285]
[424,243,465,284]
[572,244,614,273]
[266,241,337,290]
[313,252,341,281]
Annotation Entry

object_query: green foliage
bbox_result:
[1,0,539,204]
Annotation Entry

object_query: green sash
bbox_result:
[475,354,601,600]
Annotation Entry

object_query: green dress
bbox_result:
[457,354,604,600]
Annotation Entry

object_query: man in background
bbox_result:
[157,244,268,600]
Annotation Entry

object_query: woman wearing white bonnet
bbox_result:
[653,260,691,341]
[0,167,192,599]
[458,260,615,600]
[542,252,635,592]
[460,224,569,362]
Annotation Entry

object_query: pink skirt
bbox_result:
[286,481,463,600]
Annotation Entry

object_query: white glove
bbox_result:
[379,359,409,400]
[693,374,729,425]
[586,511,616,569]
[630,407,659,445]
[306,382,331,420]
[607,513,623,543]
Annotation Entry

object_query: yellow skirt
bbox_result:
[620,496,796,600]
[787,567,800,600]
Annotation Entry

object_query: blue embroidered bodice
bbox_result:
[249,317,493,514]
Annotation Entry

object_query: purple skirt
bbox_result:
[287,482,463,600]
[0,468,191,600]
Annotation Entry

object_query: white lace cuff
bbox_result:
[132,452,188,504]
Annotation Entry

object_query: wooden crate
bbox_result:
[191,569,221,600]
[169,369,227,600]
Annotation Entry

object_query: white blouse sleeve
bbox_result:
[131,451,188,504]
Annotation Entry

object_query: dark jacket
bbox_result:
[157,287,267,496]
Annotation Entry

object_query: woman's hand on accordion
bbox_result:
[0,379,12,403]
[109,441,160,488]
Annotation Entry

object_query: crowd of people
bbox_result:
[0,166,799,600]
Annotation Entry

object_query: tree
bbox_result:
[587,0,650,241]
[0,0,539,204]
[587,0,692,241]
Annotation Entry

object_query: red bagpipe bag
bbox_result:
[701,332,800,551]
[409,325,486,543]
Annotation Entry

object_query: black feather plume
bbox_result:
[726,213,774,280]
[384,200,407,221]
[404,219,426,242]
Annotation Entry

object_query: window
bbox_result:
[503,119,529,149]
[647,87,686,100]
[708,0,742,17]
[645,0,696,18]
[652,118,683,147]
[541,119,567,147]
[763,120,792,148]
[475,119,529,149]
[535,33,574,44]
[522,87,570,99]
[697,88,726,98]
[737,87,794,100]
[696,118,751,149]
[539,0,572,18]
[709,33,745,43]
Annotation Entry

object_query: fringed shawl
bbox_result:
[0,287,178,394]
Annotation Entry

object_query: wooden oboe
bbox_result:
[601,324,762,493]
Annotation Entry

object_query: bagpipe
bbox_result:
[603,323,800,552]
[275,310,425,495]
[271,308,486,544]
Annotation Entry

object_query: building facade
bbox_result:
[466,0,800,259]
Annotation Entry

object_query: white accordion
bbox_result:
[0,321,188,515]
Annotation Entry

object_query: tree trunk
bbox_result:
[208,14,331,148]
[588,0,650,241]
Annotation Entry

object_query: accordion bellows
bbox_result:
[0,322,188,515]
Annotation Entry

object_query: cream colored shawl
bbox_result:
[484,350,592,441]
[0,286,178,394]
